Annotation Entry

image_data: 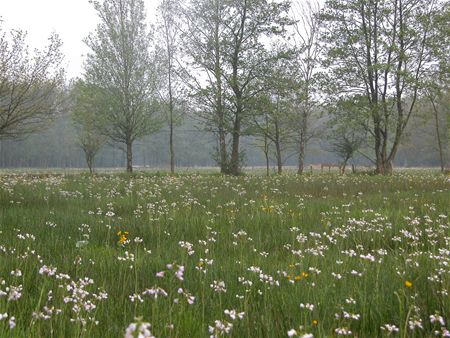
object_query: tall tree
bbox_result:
[220,0,292,175]
[182,0,230,173]
[156,0,185,174]
[0,22,65,139]
[320,0,443,174]
[291,0,322,174]
[84,0,160,172]
[183,0,292,175]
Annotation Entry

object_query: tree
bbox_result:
[424,2,450,172]
[320,0,444,174]
[0,21,65,139]
[183,0,292,175]
[250,50,296,175]
[291,1,322,174]
[220,0,292,175]
[326,96,365,173]
[71,80,106,174]
[84,0,160,172]
[330,131,362,174]
[182,0,231,174]
[156,0,186,174]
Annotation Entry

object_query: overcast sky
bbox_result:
[1,0,159,79]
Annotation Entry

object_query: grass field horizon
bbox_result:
[0,170,449,337]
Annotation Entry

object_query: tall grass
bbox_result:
[0,171,448,337]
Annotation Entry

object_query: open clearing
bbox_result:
[0,171,449,337]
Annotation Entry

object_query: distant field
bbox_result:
[0,171,449,337]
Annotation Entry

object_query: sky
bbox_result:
[1,0,159,79]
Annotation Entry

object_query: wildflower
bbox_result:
[287,329,297,337]
[124,319,154,338]
[9,316,16,329]
[224,309,244,320]
[404,280,413,288]
[117,231,129,245]
[300,303,314,311]
[430,314,445,326]
[381,324,399,333]
[210,280,227,293]
[312,320,318,325]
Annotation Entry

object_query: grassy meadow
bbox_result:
[0,171,449,337]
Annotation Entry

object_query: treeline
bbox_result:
[0,111,446,170]
[0,0,448,175]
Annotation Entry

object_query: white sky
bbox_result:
[1,0,159,79]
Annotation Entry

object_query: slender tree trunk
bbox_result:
[298,128,306,175]
[167,46,175,175]
[430,95,445,172]
[264,135,270,177]
[341,156,350,174]
[86,155,94,175]
[274,119,282,175]
[218,129,227,173]
[275,143,282,175]
[126,140,133,173]
[169,118,175,174]
[212,0,227,174]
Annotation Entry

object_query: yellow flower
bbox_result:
[302,272,309,278]
[118,230,129,244]
[294,275,302,281]
[404,280,413,288]
[312,320,318,326]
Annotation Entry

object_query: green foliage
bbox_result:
[84,0,161,146]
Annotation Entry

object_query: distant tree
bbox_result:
[0,21,65,139]
[250,51,296,175]
[320,0,444,174]
[424,2,450,171]
[84,0,160,172]
[291,0,322,174]
[326,96,369,172]
[424,88,449,172]
[71,80,106,174]
[330,131,362,174]
[156,0,186,174]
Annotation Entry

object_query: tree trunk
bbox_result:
[264,135,270,177]
[276,144,282,175]
[126,140,133,173]
[230,124,240,175]
[229,106,241,175]
[341,156,350,174]
[298,137,305,175]
[218,129,227,173]
[274,118,282,175]
[169,119,175,174]
[430,95,445,172]
[86,155,94,175]
[168,52,175,175]
[214,0,227,174]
